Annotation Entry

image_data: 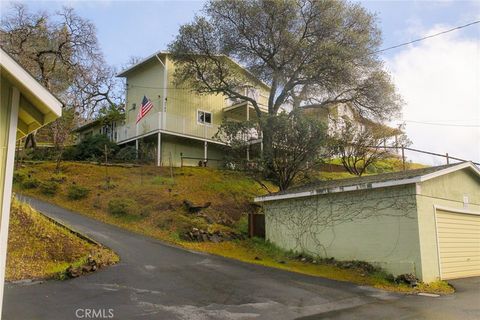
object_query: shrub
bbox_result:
[39,181,59,196]
[13,172,28,184]
[71,134,118,161]
[24,147,57,161]
[20,177,40,189]
[67,185,90,200]
[50,173,67,183]
[115,146,137,162]
[108,198,137,216]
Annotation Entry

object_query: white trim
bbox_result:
[0,48,62,118]
[196,109,213,126]
[433,205,480,280]
[0,87,20,315]
[117,128,226,146]
[255,177,421,202]
[419,162,480,182]
[155,54,168,130]
[433,205,480,216]
[117,51,168,77]
[432,205,443,280]
[255,161,480,203]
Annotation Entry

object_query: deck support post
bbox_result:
[157,132,162,166]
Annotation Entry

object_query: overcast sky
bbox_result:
[1,0,479,165]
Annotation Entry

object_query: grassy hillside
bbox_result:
[6,198,118,281]
[12,161,452,294]
[14,162,268,241]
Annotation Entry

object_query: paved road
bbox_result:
[3,196,479,320]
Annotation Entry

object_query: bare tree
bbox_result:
[169,0,403,177]
[330,119,407,176]
[0,3,122,148]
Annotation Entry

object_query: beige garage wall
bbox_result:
[416,169,480,282]
[264,184,423,278]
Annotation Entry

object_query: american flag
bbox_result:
[136,95,154,123]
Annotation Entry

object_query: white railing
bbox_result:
[115,111,221,143]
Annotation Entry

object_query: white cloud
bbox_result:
[387,25,480,165]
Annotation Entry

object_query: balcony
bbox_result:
[114,111,221,144]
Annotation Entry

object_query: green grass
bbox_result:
[12,161,452,295]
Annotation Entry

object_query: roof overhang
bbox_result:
[116,50,271,91]
[255,162,480,203]
[116,51,168,77]
[1,48,63,138]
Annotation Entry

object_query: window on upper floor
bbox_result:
[197,110,212,125]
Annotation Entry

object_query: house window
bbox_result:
[197,110,212,125]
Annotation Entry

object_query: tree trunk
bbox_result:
[260,116,275,180]
[24,131,37,149]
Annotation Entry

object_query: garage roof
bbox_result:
[255,162,480,202]
[0,47,63,138]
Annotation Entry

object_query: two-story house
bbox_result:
[74,51,270,166]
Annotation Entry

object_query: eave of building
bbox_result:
[223,101,268,114]
[72,119,102,133]
[0,48,63,138]
[116,128,227,146]
[254,162,480,203]
[116,51,271,91]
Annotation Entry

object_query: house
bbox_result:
[74,51,270,167]
[304,103,403,151]
[73,117,120,143]
[0,47,62,313]
[255,162,480,282]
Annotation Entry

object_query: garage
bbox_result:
[256,161,480,282]
[435,208,480,280]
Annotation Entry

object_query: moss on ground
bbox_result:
[6,198,118,281]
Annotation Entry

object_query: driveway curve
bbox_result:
[3,196,479,320]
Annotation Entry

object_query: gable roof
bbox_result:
[255,161,480,202]
[0,47,63,138]
[116,51,271,91]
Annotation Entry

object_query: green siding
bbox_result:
[416,169,480,282]
[264,184,422,278]
[165,57,225,139]
[161,135,224,168]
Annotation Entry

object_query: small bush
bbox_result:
[115,146,137,162]
[67,185,90,200]
[24,147,57,161]
[39,181,59,196]
[20,177,40,189]
[50,173,67,183]
[108,198,137,216]
[13,172,28,184]
[71,134,118,161]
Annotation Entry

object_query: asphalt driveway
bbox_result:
[3,196,479,320]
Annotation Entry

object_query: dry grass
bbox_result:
[13,161,453,294]
[14,162,269,243]
[6,198,118,281]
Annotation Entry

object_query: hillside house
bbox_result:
[74,51,270,167]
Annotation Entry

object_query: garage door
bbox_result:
[436,209,480,280]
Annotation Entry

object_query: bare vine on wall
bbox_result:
[265,186,417,257]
